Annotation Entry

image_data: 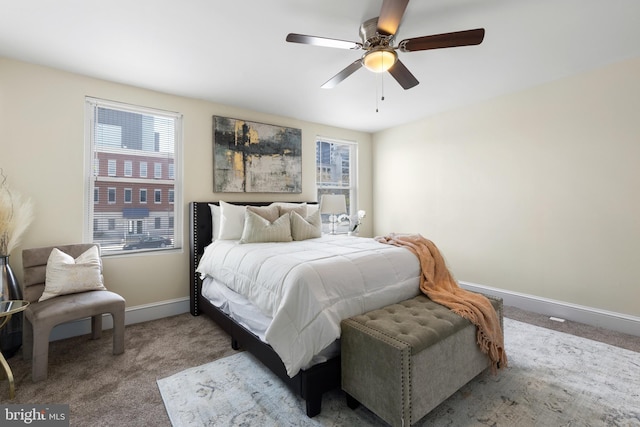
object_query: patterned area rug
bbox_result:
[157,319,640,426]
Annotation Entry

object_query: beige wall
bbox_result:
[373,57,640,318]
[1,57,373,308]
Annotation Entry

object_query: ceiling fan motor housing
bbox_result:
[359,17,394,49]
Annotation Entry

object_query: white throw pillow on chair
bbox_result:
[40,246,106,302]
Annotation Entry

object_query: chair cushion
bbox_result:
[40,246,106,301]
[26,290,125,327]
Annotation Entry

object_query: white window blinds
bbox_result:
[85,97,182,255]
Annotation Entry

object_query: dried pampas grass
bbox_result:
[0,169,34,255]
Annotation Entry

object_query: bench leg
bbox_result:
[346,393,361,409]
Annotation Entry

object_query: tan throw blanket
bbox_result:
[376,233,508,372]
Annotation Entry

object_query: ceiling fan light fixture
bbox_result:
[362,48,397,73]
[286,0,485,89]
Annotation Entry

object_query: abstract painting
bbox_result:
[213,116,302,193]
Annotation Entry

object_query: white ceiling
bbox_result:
[1,0,639,133]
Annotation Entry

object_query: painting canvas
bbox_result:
[213,116,302,193]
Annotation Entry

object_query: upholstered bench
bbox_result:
[341,294,503,427]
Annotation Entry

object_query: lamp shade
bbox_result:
[320,194,347,214]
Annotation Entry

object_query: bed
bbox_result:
[189,201,420,417]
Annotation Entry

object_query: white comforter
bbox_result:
[196,235,420,377]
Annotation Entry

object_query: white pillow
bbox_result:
[208,204,221,241]
[217,201,247,240]
[40,246,106,302]
[240,210,293,243]
[291,209,322,241]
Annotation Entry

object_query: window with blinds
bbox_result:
[84,97,182,255]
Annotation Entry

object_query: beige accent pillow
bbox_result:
[291,209,322,241]
[273,202,307,217]
[247,205,280,223]
[40,246,106,302]
[306,204,319,215]
[240,210,293,243]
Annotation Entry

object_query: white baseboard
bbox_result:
[460,281,640,338]
[49,297,190,342]
[46,285,640,341]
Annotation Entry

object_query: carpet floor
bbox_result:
[2,307,639,426]
[157,318,640,426]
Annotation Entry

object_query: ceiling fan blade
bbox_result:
[286,33,362,50]
[399,28,485,52]
[388,59,419,90]
[321,60,363,89]
[377,0,410,36]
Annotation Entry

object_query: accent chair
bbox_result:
[21,243,125,382]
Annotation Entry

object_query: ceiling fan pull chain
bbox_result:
[375,77,379,113]
[375,71,386,113]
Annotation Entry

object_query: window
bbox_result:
[168,189,174,204]
[85,97,183,255]
[316,137,358,234]
[108,160,117,177]
[108,188,116,204]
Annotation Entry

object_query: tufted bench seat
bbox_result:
[341,294,503,426]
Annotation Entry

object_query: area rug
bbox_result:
[157,318,640,426]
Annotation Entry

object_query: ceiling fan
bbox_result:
[286,0,485,90]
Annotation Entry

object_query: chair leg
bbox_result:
[22,317,34,361]
[32,326,52,382]
[91,314,103,340]
[111,310,125,355]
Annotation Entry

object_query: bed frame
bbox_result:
[188,201,340,417]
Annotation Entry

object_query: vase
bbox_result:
[0,255,23,359]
